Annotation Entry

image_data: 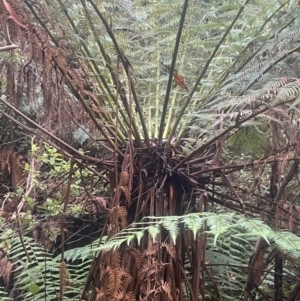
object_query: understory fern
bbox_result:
[0,288,13,301]
[4,236,103,301]
[3,216,299,300]
[205,228,253,299]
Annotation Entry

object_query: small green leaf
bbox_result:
[184,214,204,240]
[147,225,160,243]
[163,217,179,245]
[135,230,144,245]
[126,234,135,246]
[206,213,234,246]
[27,282,40,294]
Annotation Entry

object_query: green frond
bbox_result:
[8,237,60,301]
[236,217,272,243]
[206,213,234,247]
[3,0,300,299]
[269,231,300,258]
[63,237,103,261]
[147,225,161,243]
[183,213,204,240]
[0,287,13,301]
[4,236,103,300]
[135,230,144,245]
[100,212,300,261]
[162,216,180,244]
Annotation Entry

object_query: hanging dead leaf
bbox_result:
[120,171,129,186]
[91,103,108,114]
[60,261,68,292]
[120,186,130,204]
[3,0,27,29]
[173,69,188,91]
[0,257,13,285]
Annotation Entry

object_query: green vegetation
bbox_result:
[1,0,300,300]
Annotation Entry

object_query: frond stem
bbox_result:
[168,0,249,146]
[53,0,122,140]
[0,97,117,159]
[155,38,161,138]
[81,0,131,133]
[240,43,300,95]
[218,0,290,84]
[88,0,149,148]
[172,96,297,171]
[158,0,189,144]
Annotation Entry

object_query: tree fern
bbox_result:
[2,0,300,300]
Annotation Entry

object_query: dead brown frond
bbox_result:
[162,242,176,259]
[0,150,11,172]
[99,267,114,297]
[0,0,108,148]
[120,171,130,187]
[278,152,294,177]
[144,244,158,257]
[119,267,133,290]
[86,196,108,219]
[120,185,130,204]
[252,160,261,192]
[109,205,128,230]
[96,257,134,301]
[138,263,157,283]
[0,257,13,286]
[253,251,266,287]
[59,261,68,292]
[0,151,25,189]
[160,280,173,301]
[110,251,121,269]
[95,287,105,301]
[123,291,136,301]
[129,248,144,270]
